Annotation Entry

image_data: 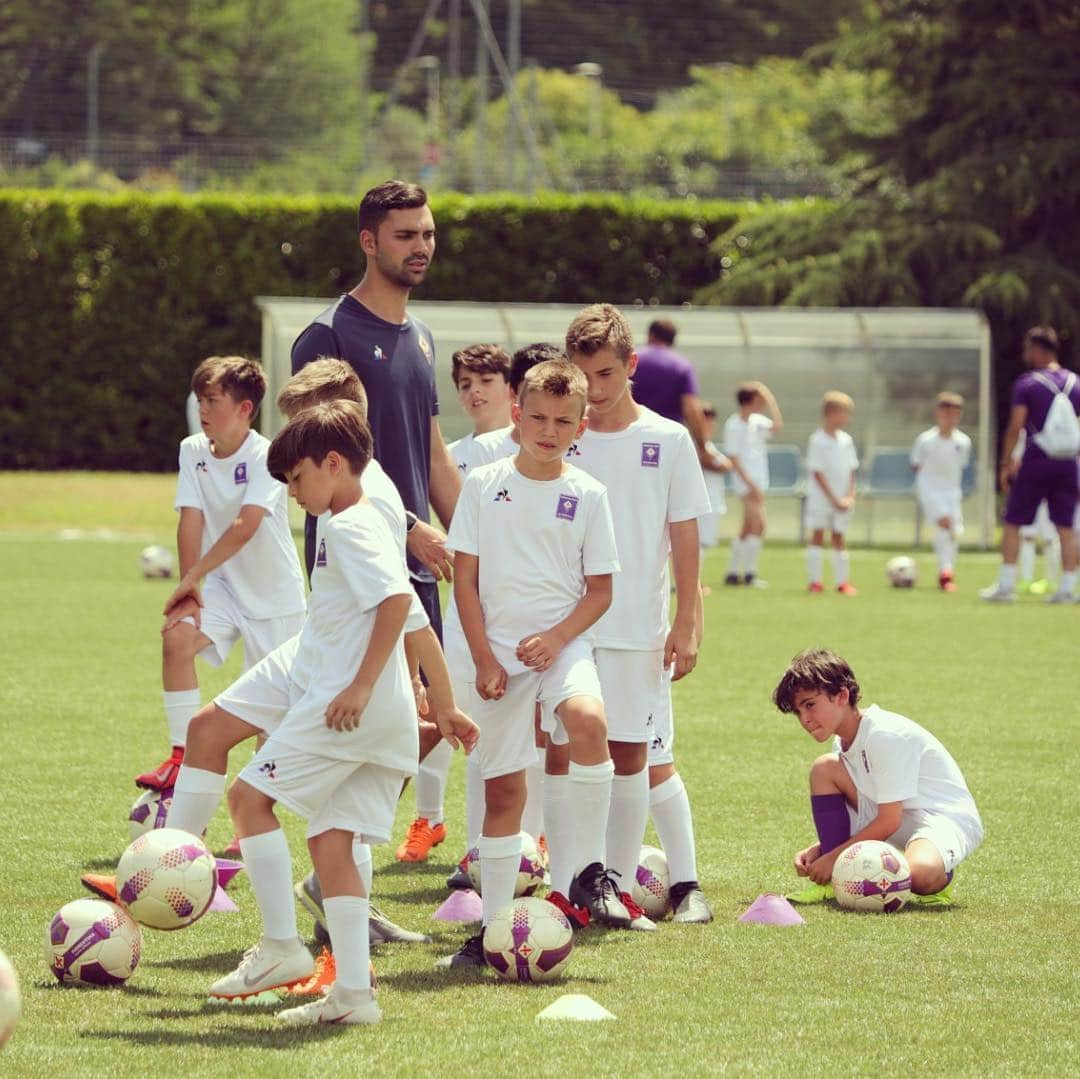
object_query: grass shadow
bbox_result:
[81,856,121,871]
[81,1026,347,1050]
[143,951,241,974]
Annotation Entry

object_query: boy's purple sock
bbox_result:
[810,793,850,853]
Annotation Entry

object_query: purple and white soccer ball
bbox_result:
[139,545,174,579]
[0,948,21,1044]
[483,896,573,983]
[45,898,141,987]
[885,555,917,588]
[116,828,216,931]
[631,845,671,920]
[831,840,912,913]
[465,833,546,898]
[128,787,173,841]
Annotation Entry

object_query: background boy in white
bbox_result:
[566,303,713,927]
[805,393,859,593]
[142,356,306,792]
[723,381,782,585]
[404,344,514,864]
[698,402,731,548]
[773,649,982,906]
[442,362,626,965]
[910,392,972,589]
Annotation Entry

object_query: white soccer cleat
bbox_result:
[979,584,1016,603]
[1045,590,1077,605]
[671,885,714,924]
[208,937,314,1000]
[276,986,382,1026]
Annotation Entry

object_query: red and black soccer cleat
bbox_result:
[135,747,184,790]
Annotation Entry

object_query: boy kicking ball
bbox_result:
[773,649,983,907]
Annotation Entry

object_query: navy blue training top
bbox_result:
[291,295,439,582]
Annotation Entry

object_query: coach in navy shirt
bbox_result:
[291,180,461,636]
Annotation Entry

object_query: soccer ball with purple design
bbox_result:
[139,545,174,579]
[128,786,173,841]
[631,845,671,919]
[116,828,216,930]
[465,832,546,897]
[482,896,573,983]
[0,948,21,1045]
[831,840,913,913]
[44,899,141,987]
[885,556,917,588]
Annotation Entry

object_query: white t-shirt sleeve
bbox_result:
[959,433,972,469]
[722,415,744,459]
[328,516,414,613]
[847,436,860,472]
[910,433,928,469]
[866,730,921,804]
[805,432,826,473]
[240,454,281,513]
[174,441,202,511]
[669,431,713,523]
[757,414,775,441]
[405,592,430,633]
[582,489,621,577]
[446,472,481,557]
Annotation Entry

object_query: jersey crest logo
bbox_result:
[418,335,433,364]
[494,488,512,502]
[315,539,327,566]
[234,463,248,484]
[556,494,579,521]
[641,442,661,467]
[458,461,467,473]
[195,460,208,473]
[373,345,384,362]
[565,442,581,458]
[257,760,277,780]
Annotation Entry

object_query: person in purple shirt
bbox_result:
[982,326,1080,603]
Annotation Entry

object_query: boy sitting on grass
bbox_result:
[773,649,983,907]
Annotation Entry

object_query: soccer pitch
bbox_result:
[0,474,1075,1076]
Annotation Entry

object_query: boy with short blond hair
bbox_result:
[205,401,474,1024]
[566,303,715,926]
[911,392,972,591]
[439,359,626,967]
[773,648,983,907]
[805,392,859,595]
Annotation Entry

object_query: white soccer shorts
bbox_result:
[595,648,665,745]
[647,669,675,767]
[804,500,852,535]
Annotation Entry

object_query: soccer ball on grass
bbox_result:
[885,556,917,588]
[831,840,912,913]
[631,845,671,920]
[45,899,141,987]
[139,545,174,579]
[116,828,216,930]
[0,949,20,1045]
[483,896,573,983]
[465,832,546,897]
[128,787,173,841]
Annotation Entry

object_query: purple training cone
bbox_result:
[739,893,806,926]
[432,889,483,923]
[207,886,239,914]
[214,858,244,890]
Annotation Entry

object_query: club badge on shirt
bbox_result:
[234,463,248,484]
[373,345,384,362]
[195,460,208,473]
[565,442,582,458]
[315,539,327,567]
[556,494,579,521]
[494,488,512,502]
[641,442,661,468]
[418,335,433,365]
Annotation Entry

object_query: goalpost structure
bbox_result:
[255,298,994,549]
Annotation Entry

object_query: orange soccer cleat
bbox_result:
[80,874,118,902]
[836,582,858,596]
[135,747,184,791]
[395,818,447,862]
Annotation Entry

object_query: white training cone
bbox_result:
[536,994,616,1022]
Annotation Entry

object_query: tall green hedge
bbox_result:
[0,190,749,470]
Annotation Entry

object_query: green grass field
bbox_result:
[1,473,1076,1076]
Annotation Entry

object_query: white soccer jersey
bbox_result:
[447,457,620,677]
[448,434,475,476]
[571,408,711,651]
[723,412,773,488]
[470,425,517,468]
[284,501,417,770]
[174,431,306,621]
[837,705,982,840]
[805,428,859,507]
[911,428,972,498]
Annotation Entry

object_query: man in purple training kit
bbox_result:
[982,325,1080,603]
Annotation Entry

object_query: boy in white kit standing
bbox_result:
[565,304,715,927]
[910,392,972,591]
[805,391,860,595]
[206,401,476,1023]
[439,360,625,968]
[723,381,783,587]
[399,343,513,864]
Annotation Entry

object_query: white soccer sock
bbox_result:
[568,760,615,873]
[522,760,545,842]
[1060,569,1077,595]
[166,766,225,836]
[1047,538,1063,587]
[744,535,763,575]
[478,833,523,927]
[933,527,954,573]
[727,537,745,574]
[352,840,373,897]
[238,829,296,941]
[605,767,649,896]
[832,549,850,585]
[998,563,1018,591]
[650,773,699,885]
[465,753,485,848]
[324,895,371,992]
[415,739,453,825]
[542,772,574,896]
[806,545,824,584]
[162,689,200,749]
[1019,538,1036,582]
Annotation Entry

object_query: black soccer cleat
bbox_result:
[435,933,487,969]
[724,573,741,586]
[569,862,632,929]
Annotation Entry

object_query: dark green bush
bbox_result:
[0,189,751,470]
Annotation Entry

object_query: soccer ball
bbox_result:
[483,897,573,983]
[0,949,20,1046]
[116,828,216,930]
[465,833,546,897]
[831,840,913,913]
[631,845,671,920]
[128,787,173,841]
[885,555,917,588]
[139,545,174,579]
[45,899,141,987]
